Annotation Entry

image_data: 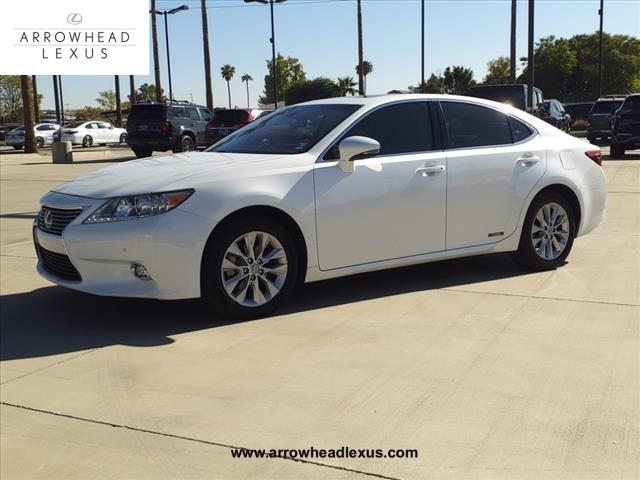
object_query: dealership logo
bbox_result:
[66,13,83,25]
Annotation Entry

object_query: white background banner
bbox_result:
[0,0,149,75]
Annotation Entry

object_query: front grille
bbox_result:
[36,245,82,281]
[37,206,82,235]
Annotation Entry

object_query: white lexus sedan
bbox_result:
[34,95,606,318]
[60,121,127,147]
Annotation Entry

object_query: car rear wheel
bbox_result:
[512,193,575,270]
[132,147,152,158]
[176,134,195,153]
[35,137,44,148]
[202,215,299,319]
[119,133,127,143]
[610,143,625,159]
[82,135,93,148]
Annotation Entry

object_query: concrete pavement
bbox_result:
[1,145,639,479]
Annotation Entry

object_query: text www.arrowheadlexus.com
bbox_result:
[231,446,418,460]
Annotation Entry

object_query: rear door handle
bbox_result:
[416,165,445,176]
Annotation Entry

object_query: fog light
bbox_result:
[131,263,152,280]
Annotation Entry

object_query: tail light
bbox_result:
[585,150,602,166]
[159,121,172,134]
[205,123,215,130]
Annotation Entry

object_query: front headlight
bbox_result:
[83,189,193,224]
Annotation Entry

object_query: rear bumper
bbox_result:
[127,135,177,151]
[612,132,640,148]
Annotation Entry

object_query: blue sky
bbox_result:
[37,0,639,110]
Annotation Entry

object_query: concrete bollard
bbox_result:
[52,141,73,164]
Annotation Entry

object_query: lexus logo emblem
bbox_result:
[43,209,54,229]
[67,13,83,25]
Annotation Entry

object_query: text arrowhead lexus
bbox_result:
[34,95,607,318]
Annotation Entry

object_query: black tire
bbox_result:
[587,135,597,144]
[35,137,44,148]
[82,135,93,148]
[119,133,127,143]
[12,145,22,150]
[132,147,152,158]
[512,192,576,271]
[201,214,299,319]
[174,134,195,153]
[610,143,625,159]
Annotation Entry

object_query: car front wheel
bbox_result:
[512,193,575,270]
[82,135,93,148]
[202,215,299,319]
[610,143,625,159]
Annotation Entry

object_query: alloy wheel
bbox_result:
[531,202,570,260]
[182,136,194,151]
[220,231,288,307]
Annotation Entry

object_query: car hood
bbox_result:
[53,151,290,198]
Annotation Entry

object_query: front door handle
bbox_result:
[416,165,445,176]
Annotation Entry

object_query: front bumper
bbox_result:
[127,135,177,151]
[34,191,211,300]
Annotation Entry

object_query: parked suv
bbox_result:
[205,108,273,145]
[542,99,571,132]
[611,94,640,158]
[587,97,625,143]
[126,101,213,158]
[467,84,544,116]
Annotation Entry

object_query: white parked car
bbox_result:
[60,121,127,147]
[34,95,606,318]
[5,123,60,149]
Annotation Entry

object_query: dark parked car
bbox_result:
[467,84,544,116]
[587,97,625,143]
[126,101,213,158]
[542,99,571,132]
[611,94,640,158]
[205,108,273,145]
[564,101,594,130]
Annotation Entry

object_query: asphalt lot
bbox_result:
[1,144,638,479]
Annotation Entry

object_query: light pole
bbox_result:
[421,0,425,93]
[245,0,286,108]
[526,0,534,114]
[153,5,189,102]
[597,0,604,98]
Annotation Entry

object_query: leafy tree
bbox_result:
[0,75,24,122]
[135,83,164,103]
[96,90,116,110]
[355,60,373,93]
[337,76,357,96]
[408,74,443,93]
[221,64,236,108]
[260,54,306,105]
[241,74,253,108]
[284,77,340,105]
[483,56,512,84]
[75,106,105,121]
[518,33,640,101]
[442,66,476,95]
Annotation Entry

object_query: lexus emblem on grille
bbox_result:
[43,208,53,229]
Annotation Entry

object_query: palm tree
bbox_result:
[241,74,253,107]
[20,76,36,153]
[510,0,517,82]
[129,75,136,105]
[150,0,162,102]
[356,0,364,95]
[355,60,373,94]
[220,64,236,108]
[337,76,357,96]
[32,76,40,123]
[114,75,122,127]
[201,0,214,110]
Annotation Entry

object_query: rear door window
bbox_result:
[186,108,201,121]
[199,108,212,121]
[441,102,512,148]
[169,107,186,118]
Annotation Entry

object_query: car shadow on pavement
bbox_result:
[1,253,530,362]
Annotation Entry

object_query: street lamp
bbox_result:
[244,0,287,108]
[153,4,189,102]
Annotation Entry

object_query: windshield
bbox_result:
[207,104,361,155]
[591,100,623,114]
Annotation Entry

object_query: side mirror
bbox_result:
[337,136,380,173]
